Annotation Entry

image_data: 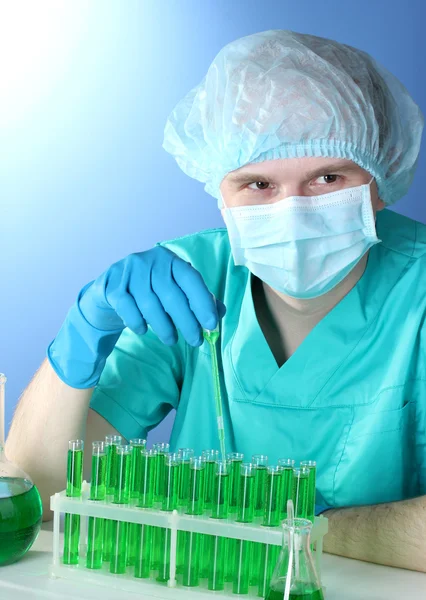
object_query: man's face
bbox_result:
[220,157,385,214]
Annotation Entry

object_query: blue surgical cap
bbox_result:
[163,30,424,206]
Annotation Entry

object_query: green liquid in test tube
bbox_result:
[233,463,255,595]
[300,460,317,522]
[250,455,269,585]
[258,466,283,598]
[225,452,244,583]
[252,455,269,517]
[109,445,132,574]
[199,449,220,579]
[182,457,206,587]
[278,458,295,519]
[153,442,170,503]
[127,439,147,567]
[203,319,227,462]
[130,439,147,500]
[63,440,84,565]
[103,435,122,562]
[134,449,157,579]
[86,442,107,569]
[177,448,194,507]
[176,448,194,575]
[152,443,170,570]
[292,467,310,520]
[202,449,220,509]
[228,452,244,513]
[208,460,230,591]
[105,435,122,496]
[157,453,180,583]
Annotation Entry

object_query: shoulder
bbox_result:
[157,228,239,294]
[157,228,231,266]
[377,209,426,260]
[159,227,229,248]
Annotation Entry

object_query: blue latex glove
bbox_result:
[48,246,226,389]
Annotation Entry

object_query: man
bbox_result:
[6,30,426,571]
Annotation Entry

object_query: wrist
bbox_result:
[48,299,123,389]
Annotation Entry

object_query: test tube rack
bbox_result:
[50,481,328,599]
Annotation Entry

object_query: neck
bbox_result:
[263,253,369,317]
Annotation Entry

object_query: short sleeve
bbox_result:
[90,326,185,441]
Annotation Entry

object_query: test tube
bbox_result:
[292,467,311,519]
[208,460,230,591]
[258,466,283,597]
[153,442,170,503]
[249,458,271,585]
[178,448,194,507]
[103,435,122,561]
[227,452,244,513]
[86,441,107,569]
[233,463,255,595]
[63,440,84,565]
[252,455,269,517]
[105,435,122,496]
[157,453,180,583]
[151,442,170,571]
[202,449,220,509]
[176,448,194,575]
[199,449,220,579]
[278,458,295,519]
[182,457,206,587]
[225,452,244,583]
[127,438,147,566]
[130,438,147,500]
[134,449,157,579]
[300,460,317,522]
[109,445,132,574]
[250,455,269,585]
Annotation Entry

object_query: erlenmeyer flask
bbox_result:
[267,518,324,600]
[0,374,43,565]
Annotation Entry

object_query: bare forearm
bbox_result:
[324,496,426,572]
[5,359,93,519]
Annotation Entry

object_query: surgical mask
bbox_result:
[222,179,381,299]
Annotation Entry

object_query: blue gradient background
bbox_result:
[1,1,424,443]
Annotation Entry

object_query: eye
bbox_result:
[315,174,340,184]
[247,181,270,190]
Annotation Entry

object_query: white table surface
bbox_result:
[0,522,425,600]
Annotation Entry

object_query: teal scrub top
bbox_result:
[90,209,426,510]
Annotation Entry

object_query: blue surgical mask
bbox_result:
[222,179,381,299]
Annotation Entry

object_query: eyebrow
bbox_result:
[226,162,361,186]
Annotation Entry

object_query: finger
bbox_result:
[151,261,203,347]
[128,278,179,346]
[109,291,147,335]
[171,258,219,330]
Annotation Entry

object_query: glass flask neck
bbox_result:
[0,440,34,482]
[283,518,312,550]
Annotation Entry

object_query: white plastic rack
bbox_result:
[50,481,328,599]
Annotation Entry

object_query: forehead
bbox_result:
[224,157,364,184]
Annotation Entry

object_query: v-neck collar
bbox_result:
[228,220,412,408]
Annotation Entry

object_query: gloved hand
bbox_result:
[47,246,226,389]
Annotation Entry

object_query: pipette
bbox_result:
[203,319,226,462]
